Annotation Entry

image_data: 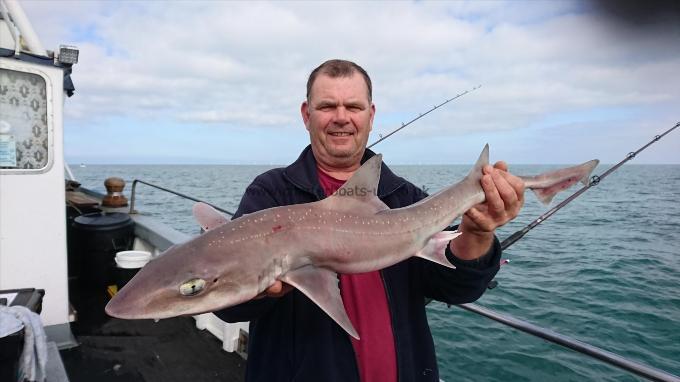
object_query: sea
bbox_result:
[71,163,680,382]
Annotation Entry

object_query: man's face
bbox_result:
[301,73,375,169]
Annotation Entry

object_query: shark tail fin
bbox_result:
[522,159,600,205]
[466,144,490,183]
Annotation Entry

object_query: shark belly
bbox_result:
[292,214,434,274]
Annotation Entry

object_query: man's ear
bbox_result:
[369,103,376,132]
[301,101,310,131]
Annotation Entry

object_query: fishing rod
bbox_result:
[500,121,679,251]
[367,85,481,149]
[370,94,677,380]
[126,88,481,219]
[460,122,680,382]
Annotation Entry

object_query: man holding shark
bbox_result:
[216,59,525,381]
[105,59,597,379]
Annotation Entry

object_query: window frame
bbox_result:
[0,63,55,175]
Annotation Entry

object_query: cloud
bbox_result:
[17,0,680,163]
[177,110,294,126]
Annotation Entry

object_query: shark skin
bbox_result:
[105,145,599,339]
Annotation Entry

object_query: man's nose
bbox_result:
[333,106,349,124]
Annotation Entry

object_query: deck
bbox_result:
[60,288,245,382]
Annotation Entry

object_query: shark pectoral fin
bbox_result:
[415,231,461,269]
[523,159,600,206]
[192,202,230,231]
[281,266,359,340]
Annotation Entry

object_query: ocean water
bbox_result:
[71,164,680,381]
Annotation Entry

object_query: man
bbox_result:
[216,59,524,382]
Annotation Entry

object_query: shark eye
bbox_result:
[179,278,206,296]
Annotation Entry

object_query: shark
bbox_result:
[105,145,598,339]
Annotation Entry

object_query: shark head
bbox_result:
[105,234,254,320]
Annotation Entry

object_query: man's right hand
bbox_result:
[255,280,293,299]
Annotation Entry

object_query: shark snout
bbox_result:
[105,267,165,319]
[105,295,131,318]
[104,276,161,319]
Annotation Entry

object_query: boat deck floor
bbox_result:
[59,289,245,382]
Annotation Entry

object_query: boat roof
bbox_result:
[0,47,76,97]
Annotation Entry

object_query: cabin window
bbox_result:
[0,68,50,171]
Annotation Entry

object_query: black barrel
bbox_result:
[66,205,101,294]
[72,212,134,289]
[115,267,139,289]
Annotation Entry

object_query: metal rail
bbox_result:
[458,303,680,382]
[128,179,234,216]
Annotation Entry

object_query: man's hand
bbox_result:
[255,280,293,299]
[451,161,525,260]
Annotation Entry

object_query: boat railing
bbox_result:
[123,178,680,382]
[457,303,679,382]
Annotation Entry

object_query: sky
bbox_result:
[18,0,680,164]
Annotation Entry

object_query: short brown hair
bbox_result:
[306,59,373,102]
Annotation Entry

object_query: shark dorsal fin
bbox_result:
[192,202,229,231]
[320,154,388,213]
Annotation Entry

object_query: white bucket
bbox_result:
[115,250,152,269]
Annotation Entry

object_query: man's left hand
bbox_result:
[451,161,525,260]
